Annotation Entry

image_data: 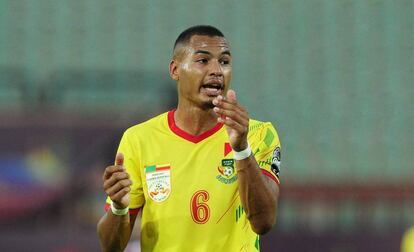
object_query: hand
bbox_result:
[102,153,131,209]
[213,89,249,151]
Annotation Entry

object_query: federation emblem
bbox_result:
[145,164,171,202]
[271,147,281,177]
[216,159,238,184]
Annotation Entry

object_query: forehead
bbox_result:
[187,35,230,53]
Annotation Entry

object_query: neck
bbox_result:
[174,102,219,136]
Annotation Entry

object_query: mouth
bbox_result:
[200,83,224,96]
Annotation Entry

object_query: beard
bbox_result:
[200,98,216,110]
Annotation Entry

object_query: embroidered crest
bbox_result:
[145,164,171,202]
[216,159,238,184]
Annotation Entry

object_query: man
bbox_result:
[97,25,282,252]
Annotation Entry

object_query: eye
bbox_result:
[196,58,208,64]
[220,59,230,65]
[220,57,231,65]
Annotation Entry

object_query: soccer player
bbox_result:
[97,25,282,252]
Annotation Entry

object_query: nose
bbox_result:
[209,59,223,77]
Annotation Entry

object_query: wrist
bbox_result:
[110,202,129,216]
[232,140,248,152]
[233,143,252,160]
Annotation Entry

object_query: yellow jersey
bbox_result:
[105,109,282,252]
[402,226,414,252]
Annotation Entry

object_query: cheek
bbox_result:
[181,63,190,71]
[180,66,203,82]
[178,67,204,94]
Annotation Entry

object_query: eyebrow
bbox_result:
[194,50,231,56]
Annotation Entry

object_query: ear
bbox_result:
[169,60,179,81]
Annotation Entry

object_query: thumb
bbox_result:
[226,89,237,103]
[115,153,124,166]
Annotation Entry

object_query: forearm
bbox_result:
[97,211,133,252]
[236,154,279,234]
[211,91,279,233]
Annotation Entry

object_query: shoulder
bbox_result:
[248,119,279,136]
[248,118,281,147]
[124,111,169,138]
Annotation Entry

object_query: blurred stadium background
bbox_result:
[0,0,413,251]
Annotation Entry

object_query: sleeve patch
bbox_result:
[271,147,281,177]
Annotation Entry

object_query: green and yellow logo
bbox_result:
[216,159,237,184]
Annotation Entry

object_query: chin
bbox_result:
[200,100,215,110]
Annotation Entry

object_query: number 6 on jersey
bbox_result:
[190,190,210,224]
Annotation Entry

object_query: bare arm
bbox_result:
[213,90,279,234]
[235,154,279,234]
[97,153,135,251]
[97,212,137,252]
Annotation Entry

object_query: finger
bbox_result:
[213,93,249,120]
[105,179,132,197]
[115,153,124,166]
[103,165,125,180]
[221,118,247,135]
[214,98,238,109]
[214,107,248,126]
[218,100,248,114]
[212,96,242,113]
[103,171,130,189]
[111,186,131,202]
[213,94,237,106]
[226,89,237,103]
[219,117,247,133]
[213,104,249,122]
[105,178,132,196]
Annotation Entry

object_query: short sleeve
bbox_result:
[401,226,414,252]
[105,129,145,212]
[249,121,282,185]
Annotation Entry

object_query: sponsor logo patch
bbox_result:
[145,164,171,202]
